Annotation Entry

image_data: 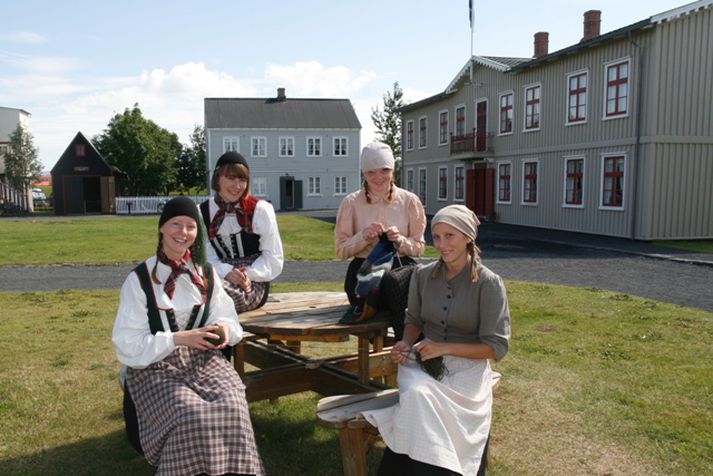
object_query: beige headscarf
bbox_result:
[431,204,480,242]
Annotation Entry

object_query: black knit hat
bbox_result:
[158,197,206,265]
[215,151,249,170]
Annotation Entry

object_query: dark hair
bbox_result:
[211,163,251,198]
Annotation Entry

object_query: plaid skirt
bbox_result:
[221,255,269,313]
[126,347,265,476]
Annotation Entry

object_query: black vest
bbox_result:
[200,200,261,259]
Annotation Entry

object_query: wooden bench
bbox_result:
[316,372,501,476]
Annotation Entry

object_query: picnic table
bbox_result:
[233,292,397,402]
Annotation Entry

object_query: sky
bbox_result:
[1,0,690,171]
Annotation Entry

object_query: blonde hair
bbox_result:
[431,242,481,283]
[362,177,395,204]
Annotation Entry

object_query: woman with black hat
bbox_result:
[112,196,265,476]
[200,151,284,313]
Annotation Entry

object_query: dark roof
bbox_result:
[481,56,530,68]
[51,131,115,176]
[204,97,361,129]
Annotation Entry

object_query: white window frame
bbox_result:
[223,136,239,153]
[455,104,467,137]
[251,136,267,158]
[418,167,427,206]
[438,109,449,145]
[498,91,514,136]
[602,57,631,121]
[308,176,321,196]
[437,166,448,201]
[562,155,585,208]
[334,176,347,195]
[278,136,295,157]
[496,161,513,205]
[454,165,465,202]
[252,177,267,197]
[523,82,542,132]
[406,120,414,151]
[306,136,322,157]
[418,116,427,149]
[565,69,589,126]
[521,159,540,206]
[333,136,348,157]
[599,152,627,211]
[406,168,415,192]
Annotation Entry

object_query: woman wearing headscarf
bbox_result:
[362,204,511,476]
[112,196,265,476]
[334,142,426,315]
[200,151,284,314]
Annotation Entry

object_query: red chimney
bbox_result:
[582,10,601,41]
[534,32,549,58]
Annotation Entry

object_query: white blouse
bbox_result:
[112,256,243,369]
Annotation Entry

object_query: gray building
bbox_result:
[400,1,713,240]
[204,88,361,211]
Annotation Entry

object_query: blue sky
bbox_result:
[1,0,687,170]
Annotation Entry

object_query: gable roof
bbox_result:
[51,131,116,176]
[204,97,361,130]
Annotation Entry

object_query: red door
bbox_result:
[466,166,495,219]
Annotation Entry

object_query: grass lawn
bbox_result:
[0,282,711,475]
[654,240,713,254]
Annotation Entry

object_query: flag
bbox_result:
[469,0,474,29]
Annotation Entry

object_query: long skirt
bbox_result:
[361,356,492,475]
[221,255,269,313]
[126,347,265,476]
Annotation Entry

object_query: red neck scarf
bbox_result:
[158,250,207,302]
[209,195,259,239]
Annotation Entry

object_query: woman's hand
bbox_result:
[361,222,385,241]
[226,267,252,292]
[391,340,413,365]
[174,324,230,350]
[384,226,403,246]
[413,338,446,361]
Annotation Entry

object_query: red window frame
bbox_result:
[439,111,448,144]
[523,162,538,203]
[455,106,466,137]
[75,144,86,157]
[568,72,587,123]
[438,168,448,199]
[565,158,583,205]
[602,156,625,207]
[605,62,629,117]
[454,166,464,200]
[498,163,511,202]
[525,85,541,130]
[499,93,513,133]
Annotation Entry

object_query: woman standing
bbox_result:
[362,204,511,476]
[335,141,426,311]
[113,196,264,476]
[201,151,284,313]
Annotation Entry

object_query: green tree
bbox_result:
[4,124,42,188]
[175,124,207,194]
[94,104,182,195]
[371,81,404,185]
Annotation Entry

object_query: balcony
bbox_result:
[449,129,494,156]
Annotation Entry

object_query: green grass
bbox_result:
[654,240,713,254]
[0,282,711,475]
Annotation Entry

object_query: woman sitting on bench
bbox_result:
[362,205,511,476]
[112,196,265,476]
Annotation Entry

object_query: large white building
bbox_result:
[0,106,31,177]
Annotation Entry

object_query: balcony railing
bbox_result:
[449,129,494,155]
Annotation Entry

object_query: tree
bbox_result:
[4,124,42,189]
[371,81,404,185]
[175,124,207,194]
[93,104,182,195]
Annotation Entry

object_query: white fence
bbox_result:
[115,196,210,215]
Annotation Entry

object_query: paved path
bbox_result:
[3,234,712,313]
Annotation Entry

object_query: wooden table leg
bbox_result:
[234,343,245,377]
[357,334,370,385]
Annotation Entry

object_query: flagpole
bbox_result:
[469,0,474,82]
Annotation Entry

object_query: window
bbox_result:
[522,160,538,205]
[601,155,625,208]
[251,137,266,157]
[334,176,347,195]
[279,137,295,157]
[406,121,414,151]
[567,71,588,124]
[499,92,514,134]
[564,157,584,206]
[75,144,86,157]
[252,177,267,197]
[454,166,465,201]
[455,106,466,137]
[604,60,629,118]
[0,144,8,155]
[308,176,321,195]
[406,169,415,192]
[418,168,427,205]
[524,84,541,131]
[418,117,427,148]
[438,167,448,200]
[497,162,511,204]
[333,137,348,156]
[223,136,239,153]
[438,111,449,145]
[307,137,322,157]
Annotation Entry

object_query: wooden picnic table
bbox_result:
[233,292,397,402]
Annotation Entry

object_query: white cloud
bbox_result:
[263,61,378,97]
[0,31,47,45]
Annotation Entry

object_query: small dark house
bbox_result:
[51,132,117,215]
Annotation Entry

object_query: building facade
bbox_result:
[204,88,361,211]
[400,1,713,240]
[0,106,31,178]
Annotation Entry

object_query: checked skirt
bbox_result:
[221,255,269,313]
[126,347,265,476]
